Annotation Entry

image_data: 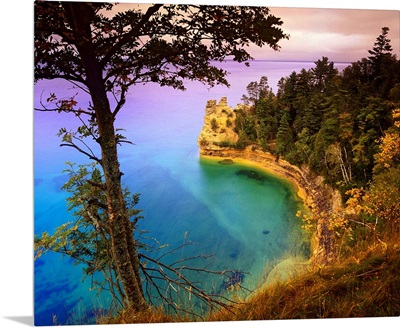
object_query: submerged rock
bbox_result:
[230,249,239,259]
[221,270,245,290]
[236,169,267,183]
[262,229,270,235]
[218,159,234,165]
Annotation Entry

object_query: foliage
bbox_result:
[275,111,293,155]
[35,162,142,311]
[241,76,271,106]
[35,2,288,94]
[345,109,400,239]
[211,117,218,131]
[205,103,400,324]
[237,28,400,194]
[214,104,400,321]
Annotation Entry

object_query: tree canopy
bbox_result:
[35,2,288,108]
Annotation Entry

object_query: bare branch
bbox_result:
[60,142,102,164]
[34,106,93,116]
[139,252,245,316]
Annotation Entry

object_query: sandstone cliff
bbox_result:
[197,97,243,154]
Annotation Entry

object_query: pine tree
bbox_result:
[311,57,338,93]
[368,27,393,67]
[276,111,293,155]
[367,27,396,95]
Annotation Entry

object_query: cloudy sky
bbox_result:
[254,6,400,62]
[112,1,399,63]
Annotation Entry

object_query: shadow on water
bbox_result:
[236,169,268,184]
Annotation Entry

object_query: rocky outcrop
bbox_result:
[197,97,243,153]
[198,97,343,266]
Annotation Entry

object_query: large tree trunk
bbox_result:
[63,3,148,312]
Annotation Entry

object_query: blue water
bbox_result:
[34,60,349,325]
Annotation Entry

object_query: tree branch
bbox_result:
[34,107,93,116]
[35,72,85,84]
[99,4,163,69]
[60,142,102,164]
[139,252,244,315]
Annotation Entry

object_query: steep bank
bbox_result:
[198,98,343,265]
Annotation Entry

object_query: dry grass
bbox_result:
[100,306,188,324]
[210,234,400,321]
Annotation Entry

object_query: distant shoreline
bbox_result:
[213,58,352,65]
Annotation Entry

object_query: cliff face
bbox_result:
[197,97,243,154]
[198,97,343,266]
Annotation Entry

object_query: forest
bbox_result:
[232,27,400,231]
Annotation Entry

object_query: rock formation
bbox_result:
[197,97,243,155]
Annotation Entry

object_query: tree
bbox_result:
[340,58,372,109]
[255,93,279,145]
[242,76,270,107]
[367,27,393,72]
[276,111,293,155]
[346,109,400,238]
[325,143,352,185]
[310,56,337,93]
[35,162,141,311]
[373,109,400,173]
[367,27,397,97]
[34,1,288,314]
[211,117,219,131]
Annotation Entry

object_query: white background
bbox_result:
[1,1,399,327]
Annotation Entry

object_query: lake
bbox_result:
[33,60,349,325]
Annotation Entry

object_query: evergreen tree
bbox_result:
[276,111,293,155]
[256,92,279,140]
[367,27,397,96]
[368,27,393,70]
[243,76,270,107]
[311,56,338,93]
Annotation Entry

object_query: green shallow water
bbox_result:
[131,155,311,297]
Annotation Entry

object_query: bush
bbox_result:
[211,118,218,131]
[199,138,209,147]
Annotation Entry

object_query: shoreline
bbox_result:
[199,148,317,211]
[199,147,343,265]
[200,153,308,204]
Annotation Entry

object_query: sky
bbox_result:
[110,1,400,63]
[0,1,400,328]
[256,7,400,62]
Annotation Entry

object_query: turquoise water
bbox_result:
[34,60,347,325]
